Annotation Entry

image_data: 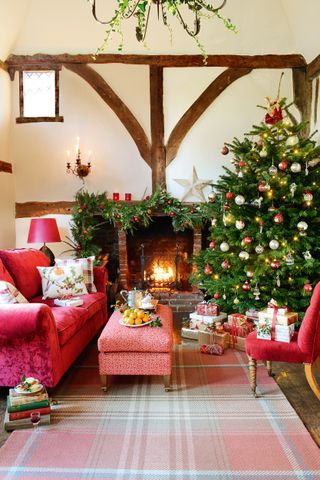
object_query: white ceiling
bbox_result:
[0,0,319,63]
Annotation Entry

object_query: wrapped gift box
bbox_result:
[229,335,246,352]
[189,319,208,331]
[258,309,298,326]
[189,312,227,326]
[245,309,259,321]
[196,301,220,316]
[227,313,247,325]
[181,327,199,340]
[257,323,295,342]
[198,331,230,350]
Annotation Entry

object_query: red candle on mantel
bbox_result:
[125,193,132,201]
[113,193,120,201]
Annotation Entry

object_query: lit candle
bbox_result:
[75,136,80,156]
[125,193,132,201]
[113,193,120,201]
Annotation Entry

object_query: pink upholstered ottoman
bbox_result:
[98,304,173,391]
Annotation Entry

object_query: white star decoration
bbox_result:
[174,166,212,202]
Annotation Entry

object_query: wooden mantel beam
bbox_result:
[6,53,307,69]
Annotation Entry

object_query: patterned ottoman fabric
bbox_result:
[98,304,173,380]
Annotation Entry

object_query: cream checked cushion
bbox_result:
[0,281,29,304]
[55,256,97,293]
[37,264,88,299]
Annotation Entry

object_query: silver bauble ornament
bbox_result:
[304,192,313,202]
[255,244,264,254]
[208,191,216,203]
[220,242,230,252]
[291,162,301,173]
[268,165,278,176]
[235,195,245,206]
[235,219,245,230]
[286,135,299,146]
[239,251,250,261]
[269,239,279,250]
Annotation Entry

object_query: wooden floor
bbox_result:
[174,313,320,447]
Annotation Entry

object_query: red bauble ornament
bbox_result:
[209,241,216,249]
[242,281,250,291]
[83,229,88,235]
[214,292,220,299]
[145,195,150,200]
[170,211,175,217]
[221,145,229,155]
[82,203,87,209]
[274,213,284,224]
[76,246,81,251]
[243,236,252,245]
[133,216,140,223]
[226,191,234,200]
[271,259,280,270]
[204,264,212,275]
[303,283,313,293]
[278,160,288,171]
[239,161,245,168]
[258,182,266,192]
[221,259,231,270]
[99,203,104,209]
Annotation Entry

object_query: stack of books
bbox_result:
[4,385,51,431]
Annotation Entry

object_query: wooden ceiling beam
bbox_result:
[6,53,307,69]
[307,55,320,80]
[16,201,75,218]
[0,161,12,173]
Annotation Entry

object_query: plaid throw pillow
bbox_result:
[55,256,97,293]
[37,264,88,300]
[0,281,29,304]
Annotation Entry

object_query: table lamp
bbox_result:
[27,218,61,266]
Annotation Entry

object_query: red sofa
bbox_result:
[0,248,107,387]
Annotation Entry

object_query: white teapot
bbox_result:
[141,293,154,309]
[120,289,144,308]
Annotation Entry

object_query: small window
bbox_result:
[17,69,63,123]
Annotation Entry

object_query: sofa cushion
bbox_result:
[0,259,15,285]
[0,249,50,300]
[30,292,106,346]
[0,281,29,304]
[55,256,97,293]
[37,264,88,299]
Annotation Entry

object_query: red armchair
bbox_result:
[246,282,320,400]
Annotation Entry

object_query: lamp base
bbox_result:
[40,244,55,266]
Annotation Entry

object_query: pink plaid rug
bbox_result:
[0,344,319,479]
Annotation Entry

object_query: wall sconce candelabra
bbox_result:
[66,137,91,180]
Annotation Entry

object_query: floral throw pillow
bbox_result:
[0,281,29,304]
[37,264,88,300]
[55,256,97,293]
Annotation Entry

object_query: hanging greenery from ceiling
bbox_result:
[66,187,216,261]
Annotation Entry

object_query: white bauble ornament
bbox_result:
[255,244,264,254]
[303,250,313,260]
[291,162,301,173]
[235,195,245,206]
[220,242,230,252]
[304,192,313,202]
[297,221,308,235]
[269,239,279,250]
[246,270,254,278]
[268,165,278,176]
[260,149,268,158]
[286,135,299,146]
[233,297,240,305]
[235,219,245,230]
[211,218,217,227]
[239,251,249,261]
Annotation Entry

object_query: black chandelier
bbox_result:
[87,0,228,44]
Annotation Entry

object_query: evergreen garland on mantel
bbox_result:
[67,186,216,262]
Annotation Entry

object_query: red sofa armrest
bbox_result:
[0,303,56,340]
[93,266,108,294]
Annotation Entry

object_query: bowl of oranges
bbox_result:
[120,307,153,327]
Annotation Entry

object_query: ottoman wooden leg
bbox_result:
[163,375,171,392]
[248,356,257,397]
[266,360,273,377]
[100,375,108,392]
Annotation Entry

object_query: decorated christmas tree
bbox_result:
[190,96,320,320]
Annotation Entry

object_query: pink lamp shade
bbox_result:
[27,218,61,244]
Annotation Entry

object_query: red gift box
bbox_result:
[196,302,207,315]
[206,302,220,316]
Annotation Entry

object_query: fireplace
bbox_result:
[93,214,205,312]
[126,217,194,290]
